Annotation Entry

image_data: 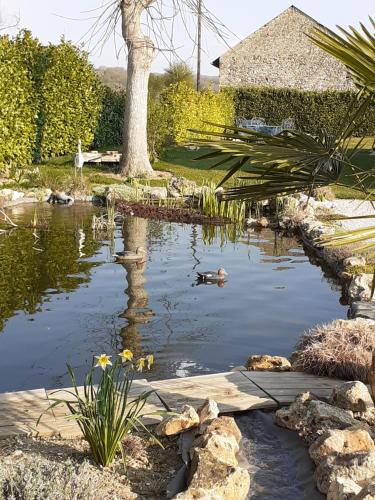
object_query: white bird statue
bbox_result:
[74,139,84,178]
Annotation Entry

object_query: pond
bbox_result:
[0,203,345,392]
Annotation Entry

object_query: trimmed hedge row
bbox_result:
[232,87,375,136]
[0,31,102,175]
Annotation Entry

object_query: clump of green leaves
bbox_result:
[39,351,158,468]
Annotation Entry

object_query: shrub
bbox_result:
[292,319,375,382]
[233,86,375,136]
[40,350,157,468]
[94,86,125,149]
[0,35,36,176]
[161,82,234,143]
[39,40,102,159]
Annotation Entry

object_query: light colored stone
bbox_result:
[156,405,199,436]
[197,399,219,425]
[0,188,25,201]
[330,382,374,413]
[309,428,375,465]
[315,451,375,494]
[142,186,168,200]
[186,448,250,500]
[355,409,375,427]
[327,477,362,500]
[192,432,239,467]
[343,257,367,269]
[355,481,375,499]
[246,354,291,372]
[348,274,374,302]
[275,393,363,441]
[168,177,200,198]
[202,417,242,444]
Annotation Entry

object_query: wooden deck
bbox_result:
[0,371,341,440]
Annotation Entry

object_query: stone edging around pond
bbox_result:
[276,380,375,498]
[275,194,375,320]
[155,400,250,500]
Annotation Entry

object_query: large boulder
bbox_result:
[343,256,366,269]
[167,177,200,198]
[348,274,374,302]
[315,451,375,494]
[181,448,250,500]
[275,393,363,442]
[309,428,375,465]
[327,477,361,500]
[201,417,242,444]
[330,382,374,413]
[246,354,291,372]
[156,405,199,436]
[192,432,239,467]
[0,188,24,202]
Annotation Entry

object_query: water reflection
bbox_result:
[0,204,100,330]
[119,217,154,356]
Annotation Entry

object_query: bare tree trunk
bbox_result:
[120,0,156,178]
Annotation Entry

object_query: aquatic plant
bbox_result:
[39,350,159,468]
[200,181,247,223]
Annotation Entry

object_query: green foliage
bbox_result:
[162,82,234,143]
[41,352,158,468]
[0,35,37,176]
[39,40,103,159]
[233,86,375,136]
[164,62,195,88]
[147,96,171,162]
[94,86,125,149]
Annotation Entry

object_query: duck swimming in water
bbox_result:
[114,246,146,263]
[196,267,228,281]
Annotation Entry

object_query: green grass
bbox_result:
[4,139,374,200]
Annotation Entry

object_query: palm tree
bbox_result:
[193,17,375,286]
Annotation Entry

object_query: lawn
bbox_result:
[4,140,374,200]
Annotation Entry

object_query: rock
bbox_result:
[355,409,375,427]
[0,188,24,202]
[349,302,375,321]
[192,432,239,467]
[156,405,199,436]
[202,417,242,444]
[348,274,374,302]
[183,448,250,500]
[343,256,367,269]
[327,477,362,500]
[197,399,219,425]
[309,428,375,465]
[355,481,375,499]
[168,177,199,198]
[330,382,374,413]
[246,217,269,228]
[246,354,291,372]
[142,186,168,200]
[275,393,363,441]
[315,451,375,494]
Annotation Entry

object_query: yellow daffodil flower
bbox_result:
[146,354,154,369]
[137,358,145,372]
[119,349,133,362]
[95,354,112,370]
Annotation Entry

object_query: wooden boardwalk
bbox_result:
[0,371,341,440]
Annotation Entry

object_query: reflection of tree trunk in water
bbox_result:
[119,217,154,355]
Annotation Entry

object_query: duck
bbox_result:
[114,246,146,263]
[196,267,228,281]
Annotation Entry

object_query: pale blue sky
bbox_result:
[1,0,374,75]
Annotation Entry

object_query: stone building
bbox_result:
[212,6,354,92]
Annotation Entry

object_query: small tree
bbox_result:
[164,62,195,88]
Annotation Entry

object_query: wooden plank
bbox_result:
[241,371,341,405]
[150,372,277,412]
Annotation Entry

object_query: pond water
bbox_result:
[0,203,345,392]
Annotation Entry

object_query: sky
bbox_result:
[0,0,374,75]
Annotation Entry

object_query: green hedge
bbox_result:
[39,40,102,159]
[233,87,375,136]
[94,87,125,149]
[161,82,234,143]
[0,31,102,175]
[0,35,36,174]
